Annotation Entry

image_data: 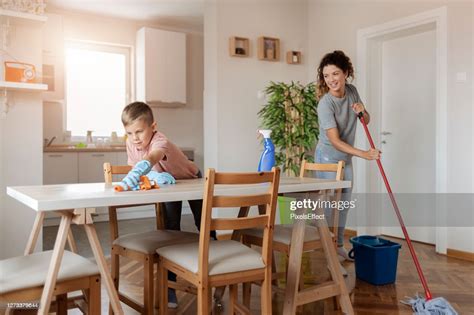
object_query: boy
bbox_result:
[121,101,214,308]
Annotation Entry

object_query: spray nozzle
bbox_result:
[258,129,272,138]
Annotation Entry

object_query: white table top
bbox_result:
[7,177,351,212]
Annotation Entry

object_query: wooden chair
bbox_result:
[0,250,101,314]
[156,167,280,314]
[240,160,347,304]
[103,163,199,314]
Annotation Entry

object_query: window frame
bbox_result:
[64,39,133,140]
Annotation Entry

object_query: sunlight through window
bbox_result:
[66,42,130,137]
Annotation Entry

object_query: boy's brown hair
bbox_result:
[121,102,154,126]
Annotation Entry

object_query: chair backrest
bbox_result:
[103,162,132,184]
[198,167,280,277]
[299,159,345,181]
[103,163,165,233]
[299,160,345,236]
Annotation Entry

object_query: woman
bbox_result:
[315,50,381,262]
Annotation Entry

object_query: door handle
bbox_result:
[381,131,392,135]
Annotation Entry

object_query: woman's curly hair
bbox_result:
[316,50,354,100]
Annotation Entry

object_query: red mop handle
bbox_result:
[357,112,432,301]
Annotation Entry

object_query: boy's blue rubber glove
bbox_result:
[122,160,152,188]
[146,170,176,184]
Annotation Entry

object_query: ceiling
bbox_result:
[47,0,205,29]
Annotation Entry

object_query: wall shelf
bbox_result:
[0,9,47,25]
[286,51,302,64]
[258,36,280,61]
[0,81,48,118]
[0,81,48,91]
[229,36,250,57]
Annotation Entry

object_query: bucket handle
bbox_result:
[348,248,355,260]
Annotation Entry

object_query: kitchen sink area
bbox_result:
[43,144,195,159]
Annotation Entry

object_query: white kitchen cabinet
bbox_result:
[113,152,129,182]
[78,152,117,183]
[44,151,127,184]
[43,153,78,184]
[136,27,186,106]
[78,152,118,217]
[116,152,128,164]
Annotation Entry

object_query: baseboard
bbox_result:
[446,248,474,262]
[347,229,474,262]
[44,205,192,227]
[344,229,357,237]
[216,229,474,263]
[379,234,435,247]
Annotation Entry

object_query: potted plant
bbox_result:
[258,81,319,176]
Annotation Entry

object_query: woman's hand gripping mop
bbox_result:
[357,112,457,315]
[114,160,176,192]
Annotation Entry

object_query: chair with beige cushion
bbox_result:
[0,250,101,314]
[156,167,280,315]
[103,163,199,314]
[240,160,345,300]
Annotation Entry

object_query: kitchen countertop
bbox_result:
[43,146,195,160]
[44,146,126,153]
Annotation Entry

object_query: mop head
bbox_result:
[402,294,458,315]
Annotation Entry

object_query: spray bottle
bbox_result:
[258,129,275,172]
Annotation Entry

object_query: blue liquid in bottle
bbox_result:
[258,130,275,171]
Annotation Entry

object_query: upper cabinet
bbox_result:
[136,27,186,107]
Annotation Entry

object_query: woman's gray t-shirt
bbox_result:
[316,83,362,163]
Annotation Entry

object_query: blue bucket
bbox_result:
[349,235,402,285]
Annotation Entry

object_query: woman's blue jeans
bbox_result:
[315,148,353,246]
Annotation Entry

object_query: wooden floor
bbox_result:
[43,216,474,314]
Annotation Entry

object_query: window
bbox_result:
[65,41,131,137]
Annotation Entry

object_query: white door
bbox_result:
[379,29,436,244]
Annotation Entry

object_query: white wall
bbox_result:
[306,0,473,252]
[0,113,3,254]
[204,0,309,172]
[43,9,205,170]
[203,2,219,171]
[154,33,204,170]
[0,24,44,259]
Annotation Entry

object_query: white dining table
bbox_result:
[7,176,351,314]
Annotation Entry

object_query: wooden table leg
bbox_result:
[64,216,92,305]
[314,200,353,314]
[24,212,45,255]
[84,221,124,315]
[67,229,78,253]
[282,205,306,315]
[38,212,73,315]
